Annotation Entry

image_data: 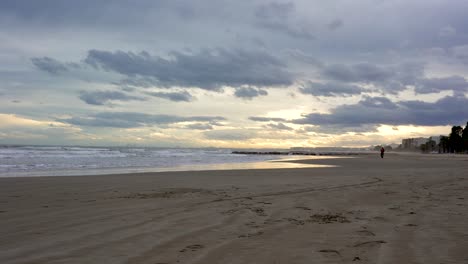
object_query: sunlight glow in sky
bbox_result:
[1,0,467,147]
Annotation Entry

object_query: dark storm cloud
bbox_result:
[79,90,145,105]
[293,95,468,127]
[299,81,363,97]
[359,96,398,109]
[285,49,324,67]
[254,2,314,40]
[145,91,194,102]
[321,63,424,93]
[31,57,70,74]
[264,123,293,131]
[322,63,394,83]
[234,87,268,100]
[415,76,468,94]
[249,117,288,122]
[59,112,226,128]
[84,48,293,90]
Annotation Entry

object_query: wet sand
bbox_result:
[1,153,468,264]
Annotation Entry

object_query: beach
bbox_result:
[1,153,467,264]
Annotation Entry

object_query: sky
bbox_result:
[1,0,468,148]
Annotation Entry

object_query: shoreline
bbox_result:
[3,151,465,178]
[0,155,347,178]
[1,153,467,263]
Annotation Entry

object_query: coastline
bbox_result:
[0,154,345,178]
[1,153,467,263]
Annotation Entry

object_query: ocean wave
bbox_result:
[0,146,278,176]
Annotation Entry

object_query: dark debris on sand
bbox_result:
[308,213,350,224]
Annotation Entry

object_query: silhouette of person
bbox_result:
[380,147,385,159]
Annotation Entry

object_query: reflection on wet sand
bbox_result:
[171,159,337,172]
[160,155,348,172]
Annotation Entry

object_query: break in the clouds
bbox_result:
[2,0,468,147]
[204,129,258,141]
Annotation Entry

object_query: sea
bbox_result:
[0,145,328,177]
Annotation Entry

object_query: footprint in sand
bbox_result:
[238,231,264,238]
[373,216,387,221]
[353,240,387,247]
[249,207,267,216]
[221,209,239,215]
[246,220,262,227]
[295,206,312,211]
[286,218,305,225]
[318,249,341,256]
[388,205,401,211]
[318,249,342,261]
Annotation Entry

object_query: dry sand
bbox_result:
[1,153,468,264]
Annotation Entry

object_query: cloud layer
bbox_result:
[299,81,363,97]
[3,0,468,147]
[84,49,293,90]
[79,90,145,105]
[293,95,468,127]
[60,112,225,128]
[234,87,268,99]
[145,91,194,102]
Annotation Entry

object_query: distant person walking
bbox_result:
[380,147,385,159]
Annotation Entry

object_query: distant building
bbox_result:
[402,137,428,149]
[388,143,400,149]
